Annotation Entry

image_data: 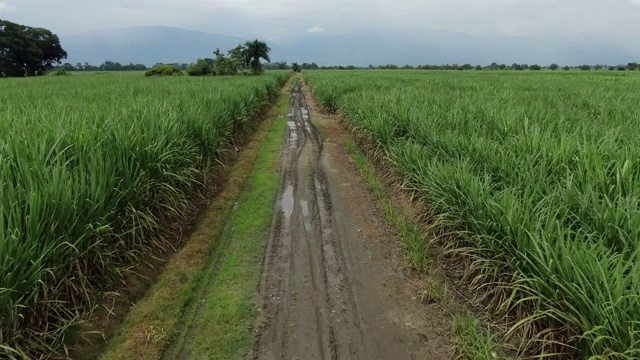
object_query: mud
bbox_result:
[251,79,450,360]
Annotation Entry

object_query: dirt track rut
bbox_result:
[250,80,438,360]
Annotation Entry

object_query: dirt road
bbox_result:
[250,79,451,360]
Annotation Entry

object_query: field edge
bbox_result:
[96,81,292,360]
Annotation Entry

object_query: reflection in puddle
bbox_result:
[300,199,311,232]
[282,185,294,219]
[287,120,298,148]
[300,199,309,217]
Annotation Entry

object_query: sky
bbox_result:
[1,0,640,45]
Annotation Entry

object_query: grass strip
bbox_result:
[164,91,290,359]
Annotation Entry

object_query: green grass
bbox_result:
[343,140,429,271]
[306,70,640,358]
[452,314,504,360]
[163,90,291,360]
[0,72,289,357]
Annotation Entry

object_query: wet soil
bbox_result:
[250,80,452,360]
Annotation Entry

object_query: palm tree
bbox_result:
[244,40,271,74]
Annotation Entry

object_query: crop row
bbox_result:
[0,72,289,357]
[306,70,640,358]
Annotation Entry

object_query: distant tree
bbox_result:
[212,48,238,75]
[0,20,68,77]
[499,64,507,70]
[460,63,473,70]
[594,64,604,70]
[489,62,499,70]
[60,63,76,71]
[292,62,301,72]
[530,64,541,70]
[186,59,212,76]
[202,58,215,67]
[475,65,483,70]
[227,44,248,69]
[511,63,523,70]
[243,40,271,74]
[549,63,559,70]
[608,66,616,71]
[83,62,96,71]
[563,65,570,71]
[263,61,286,70]
[402,64,413,69]
[617,65,627,71]
[99,61,126,71]
[627,62,639,71]
[579,64,591,71]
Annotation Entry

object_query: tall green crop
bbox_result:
[0,71,289,357]
[306,70,640,358]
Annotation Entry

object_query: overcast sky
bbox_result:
[2,0,640,44]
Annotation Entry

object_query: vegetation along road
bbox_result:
[101,76,453,360]
[3,7,640,360]
[4,68,640,360]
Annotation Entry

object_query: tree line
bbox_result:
[231,61,640,72]
[63,60,640,73]
[60,61,151,72]
[3,19,639,77]
[293,62,640,71]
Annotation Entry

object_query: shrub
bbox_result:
[186,59,213,76]
[53,68,70,76]
[145,65,183,77]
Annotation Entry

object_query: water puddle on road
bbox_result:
[281,185,294,219]
[300,199,309,218]
[287,120,298,148]
[300,199,311,232]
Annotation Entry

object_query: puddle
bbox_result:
[300,199,309,217]
[300,199,311,232]
[281,185,294,219]
[287,120,298,148]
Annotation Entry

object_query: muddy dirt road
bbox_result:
[250,80,450,360]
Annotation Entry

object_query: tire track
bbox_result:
[251,79,419,359]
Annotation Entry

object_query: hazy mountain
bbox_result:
[61,26,640,67]
[288,30,639,66]
[62,26,283,65]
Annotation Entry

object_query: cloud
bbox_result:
[307,26,325,33]
[4,0,640,48]
[0,2,16,12]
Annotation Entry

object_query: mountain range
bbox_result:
[61,26,640,67]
